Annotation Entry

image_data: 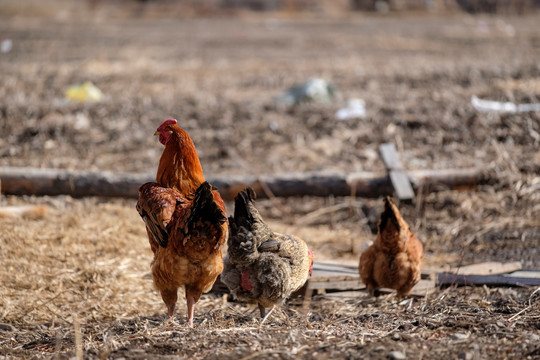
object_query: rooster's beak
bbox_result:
[154,131,160,136]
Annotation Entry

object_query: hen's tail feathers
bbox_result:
[230,187,273,236]
[378,196,409,243]
[231,187,257,232]
[379,196,399,234]
[227,188,274,266]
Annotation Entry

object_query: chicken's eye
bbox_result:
[168,130,173,134]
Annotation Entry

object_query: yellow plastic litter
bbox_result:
[65,81,103,102]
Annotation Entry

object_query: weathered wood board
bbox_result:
[307,262,435,297]
[449,261,522,276]
[437,270,540,287]
[216,261,536,298]
[379,143,415,201]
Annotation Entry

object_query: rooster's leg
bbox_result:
[186,295,196,328]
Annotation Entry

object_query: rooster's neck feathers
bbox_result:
[156,125,205,194]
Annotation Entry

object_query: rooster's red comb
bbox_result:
[158,118,177,128]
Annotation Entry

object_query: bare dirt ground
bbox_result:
[1,1,539,359]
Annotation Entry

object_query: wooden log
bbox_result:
[0,167,149,199]
[0,166,491,200]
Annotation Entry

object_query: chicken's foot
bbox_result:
[259,304,275,325]
[187,295,195,328]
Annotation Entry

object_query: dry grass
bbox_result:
[1,195,539,359]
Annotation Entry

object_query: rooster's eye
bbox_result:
[168,130,173,134]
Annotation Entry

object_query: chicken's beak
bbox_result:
[154,131,160,136]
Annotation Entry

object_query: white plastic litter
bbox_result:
[471,95,540,114]
[335,99,367,120]
[1,39,12,53]
[275,78,337,106]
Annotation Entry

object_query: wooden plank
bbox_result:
[378,279,436,297]
[379,143,415,201]
[307,279,364,290]
[312,262,435,280]
[312,263,358,275]
[313,279,436,298]
[308,260,435,297]
[322,291,365,299]
[437,273,540,287]
[317,259,359,268]
[508,270,540,278]
[450,261,522,276]
[409,278,437,296]
[389,171,415,201]
[310,270,360,284]
[0,166,490,200]
[380,143,404,170]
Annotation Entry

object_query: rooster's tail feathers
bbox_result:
[188,182,227,226]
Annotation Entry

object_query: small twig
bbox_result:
[508,304,533,322]
[210,327,259,332]
[508,287,540,322]
[528,287,540,306]
[73,316,83,360]
[257,177,284,217]
[259,305,275,326]
[295,201,364,226]
[257,177,277,201]
[225,304,246,317]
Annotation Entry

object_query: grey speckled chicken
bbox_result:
[221,188,313,319]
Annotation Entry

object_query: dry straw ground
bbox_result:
[1,1,540,359]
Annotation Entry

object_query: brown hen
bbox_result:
[359,196,423,299]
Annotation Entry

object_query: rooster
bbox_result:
[359,196,423,300]
[221,188,313,320]
[136,119,228,327]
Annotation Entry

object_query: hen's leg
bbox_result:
[397,287,413,302]
[160,288,178,318]
[366,284,381,297]
[258,303,266,318]
[260,305,275,324]
[186,295,196,328]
